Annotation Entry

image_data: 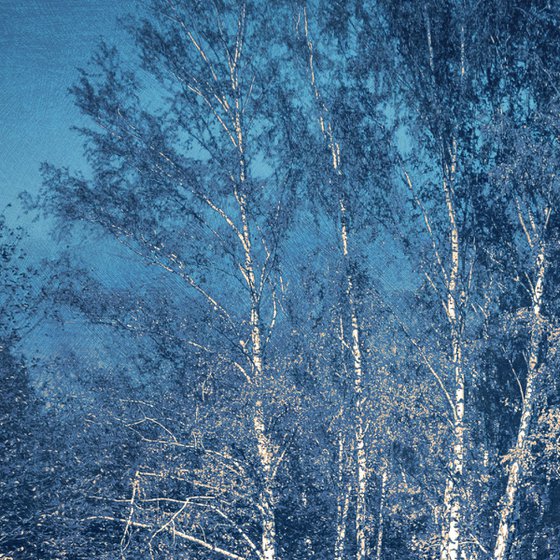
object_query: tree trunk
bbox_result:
[493,245,546,560]
[440,155,466,560]
[335,433,351,560]
[355,420,368,560]
[340,199,369,560]
[244,225,278,560]
[254,401,278,560]
[302,15,370,557]
[237,124,278,559]
[440,333,465,560]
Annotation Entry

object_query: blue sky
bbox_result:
[0,1,134,227]
[0,1,138,366]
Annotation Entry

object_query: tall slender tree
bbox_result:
[41,1,298,558]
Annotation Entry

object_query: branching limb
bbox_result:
[86,515,247,560]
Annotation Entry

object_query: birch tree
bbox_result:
[457,3,560,555]
[40,1,297,558]
[487,67,560,560]
[492,131,558,560]
[377,2,488,557]
[293,3,393,557]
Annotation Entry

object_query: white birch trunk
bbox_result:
[340,199,369,560]
[240,202,278,560]
[493,245,546,560]
[355,409,368,560]
[254,400,278,560]
[302,13,369,557]
[440,334,465,560]
[335,433,351,560]
[440,152,466,560]
[235,97,277,559]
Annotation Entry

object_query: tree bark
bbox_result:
[302,12,370,557]
[340,198,369,560]
[235,81,278,557]
[254,401,278,560]
[239,197,278,560]
[493,244,546,560]
[335,433,351,560]
[440,149,466,560]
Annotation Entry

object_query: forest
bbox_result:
[1,1,559,559]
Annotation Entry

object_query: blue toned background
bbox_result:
[0,0,134,242]
[0,1,142,380]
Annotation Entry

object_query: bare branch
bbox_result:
[86,515,247,560]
